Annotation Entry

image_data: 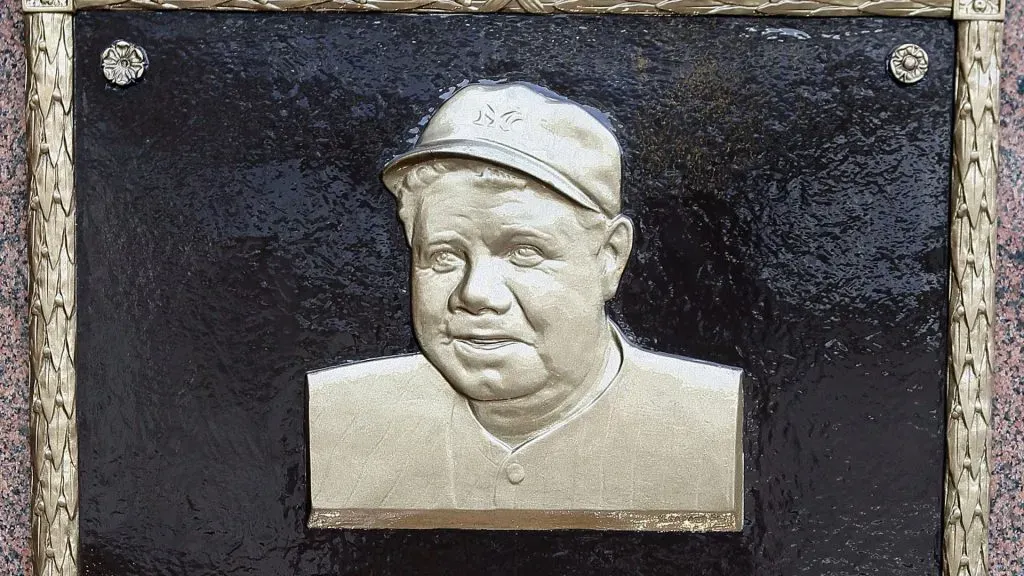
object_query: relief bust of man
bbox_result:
[307,82,744,531]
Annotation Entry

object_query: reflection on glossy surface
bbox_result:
[76,12,953,575]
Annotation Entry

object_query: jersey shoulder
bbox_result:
[308,353,455,425]
[307,354,455,510]
[615,342,743,449]
[624,343,744,398]
[612,342,744,518]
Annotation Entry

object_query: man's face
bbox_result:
[405,167,625,402]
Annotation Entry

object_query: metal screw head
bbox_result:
[101,40,148,87]
[970,0,990,12]
[888,43,929,85]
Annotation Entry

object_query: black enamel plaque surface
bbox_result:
[76,13,953,575]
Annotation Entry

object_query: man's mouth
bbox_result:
[454,337,518,351]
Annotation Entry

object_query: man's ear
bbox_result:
[396,195,419,248]
[600,215,634,301]
[400,218,416,248]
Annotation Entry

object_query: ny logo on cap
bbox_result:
[472,104,524,132]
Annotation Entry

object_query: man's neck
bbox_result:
[467,326,623,449]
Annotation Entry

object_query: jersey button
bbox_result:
[506,462,525,484]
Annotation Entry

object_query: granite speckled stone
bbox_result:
[0,0,29,572]
[992,1,1024,574]
[0,4,1022,576]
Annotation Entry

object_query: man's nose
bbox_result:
[449,257,513,315]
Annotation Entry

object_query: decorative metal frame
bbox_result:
[21,0,1003,572]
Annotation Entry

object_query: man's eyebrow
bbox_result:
[496,225,558,242]
[420,231,465,246]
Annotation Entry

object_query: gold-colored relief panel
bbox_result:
[26,12,78,576]
[309,509,739,531]
[943,19,1000,576]
[69,0,954,17]
[307,83,745,531]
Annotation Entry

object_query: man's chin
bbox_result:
[440,366,511,400]
[423,344,548,399]
[425,353,543,402]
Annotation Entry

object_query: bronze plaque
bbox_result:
[20,2,1005,574]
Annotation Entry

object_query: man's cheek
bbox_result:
[510,274,580,323]
[412,272,459,318]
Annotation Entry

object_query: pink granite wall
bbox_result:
[991,2,1024,574]
[0,0,29,571]
[0,4,1021,575]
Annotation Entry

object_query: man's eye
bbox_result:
[430,250,462,272]
[508,245,544,267]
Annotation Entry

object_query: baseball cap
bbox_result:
[381,82,622,217]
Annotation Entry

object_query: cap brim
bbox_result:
[381,138,604,215]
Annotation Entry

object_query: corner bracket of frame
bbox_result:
[23,0,73,13]
[953,0,1004,20]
